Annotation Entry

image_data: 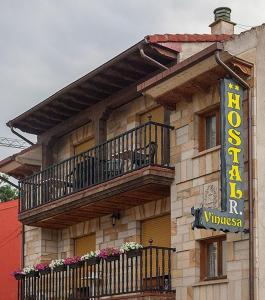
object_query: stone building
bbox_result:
[1,7,264,300]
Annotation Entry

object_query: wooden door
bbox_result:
[140,107,164,164]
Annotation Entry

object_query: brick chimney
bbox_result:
[209,7,236,35]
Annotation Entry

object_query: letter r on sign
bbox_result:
[229,199,239,215]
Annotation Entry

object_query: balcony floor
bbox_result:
[19,166,174,228]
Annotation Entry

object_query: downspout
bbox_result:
[9,126,34,146]
[215,49,254,300]
[139,47,168,70]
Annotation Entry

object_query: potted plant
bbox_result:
[81,250,100,266]
[120,242,143,258]
[99,247,121,262]
[64,256,83,269]
[12,270,25,280]
[36,263,51,275]
[49,259,66,272]
[23,265,39,278]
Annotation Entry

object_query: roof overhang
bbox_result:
[137,43,252,106]
[7,40,179,135]
[0,144,41,179]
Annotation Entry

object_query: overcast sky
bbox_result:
[0,0,264,160]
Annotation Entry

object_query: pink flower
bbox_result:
[99,247,121,259]
[64,256,81,265]
[35,263,49,271]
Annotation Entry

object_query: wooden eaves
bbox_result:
[137,42,252,106]
[7,40,179,135]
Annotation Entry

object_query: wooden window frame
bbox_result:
[200,236,226,281]
[198,106,220,152]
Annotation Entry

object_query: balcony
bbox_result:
[19,121,174,228]
[18,245,175,300]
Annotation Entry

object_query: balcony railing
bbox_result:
[18,245,175,299]
[19,121,173,213]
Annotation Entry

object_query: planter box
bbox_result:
[126,249,141,258]
[69,261,83,269]
[14,274,25,280]
[39,268,51,275]
[86,257,101,266]
[105,255,120,262]
[53,265,67,272]
[26,271,39,278]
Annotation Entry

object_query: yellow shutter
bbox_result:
[141,214,171,247]
[74,138,95,155]
[75,234,96,256]
[141,215,171,280]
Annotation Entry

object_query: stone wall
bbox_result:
[58,196,170,258]
[49,94,160,165]
[24,196,170,265]
[170,82,250,300]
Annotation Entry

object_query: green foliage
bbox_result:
[0,174,18,202]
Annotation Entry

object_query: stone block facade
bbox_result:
[22,25,265,300]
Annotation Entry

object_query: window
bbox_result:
[199,108,220,151]
[200,236,226,281]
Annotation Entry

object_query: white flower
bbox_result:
[81,250,100,261]
[120,242,143,252]
[49,259,65,269]
[23,265,37,274]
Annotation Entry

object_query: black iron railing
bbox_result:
[19,121,173,212]
[18,246,175,299]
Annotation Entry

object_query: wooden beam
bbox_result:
[27,116,57,127]
[54,102,82,113]
[48,107,73,117]
[105,68,139,83]
[81,83,112,97]
[70,88,100,103]
[20,120,47,131]
[92,75,125,89]
[61,95,88,106]
[36,111,63,122]
[42,139,54,168]
[125,56,156,72]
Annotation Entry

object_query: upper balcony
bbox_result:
[19,121,174,228]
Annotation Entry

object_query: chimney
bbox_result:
[209,7,236,35]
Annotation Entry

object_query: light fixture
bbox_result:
[111,212,120,227]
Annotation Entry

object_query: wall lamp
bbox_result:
[111,212,120,227]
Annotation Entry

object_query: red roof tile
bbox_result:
[146,34,233,43]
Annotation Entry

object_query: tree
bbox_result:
[0,174,18,202]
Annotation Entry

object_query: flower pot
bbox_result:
[39,268,51,275]
[126,249,141,258]
[26,271,39,278]
[105,255,120,262]
[69,261,83,269]
[86,257,100,266]
[14,274,25,280]
[53,265,67,272]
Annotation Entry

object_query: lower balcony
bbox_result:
[19,121,174,228]
[18,245,176,300]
